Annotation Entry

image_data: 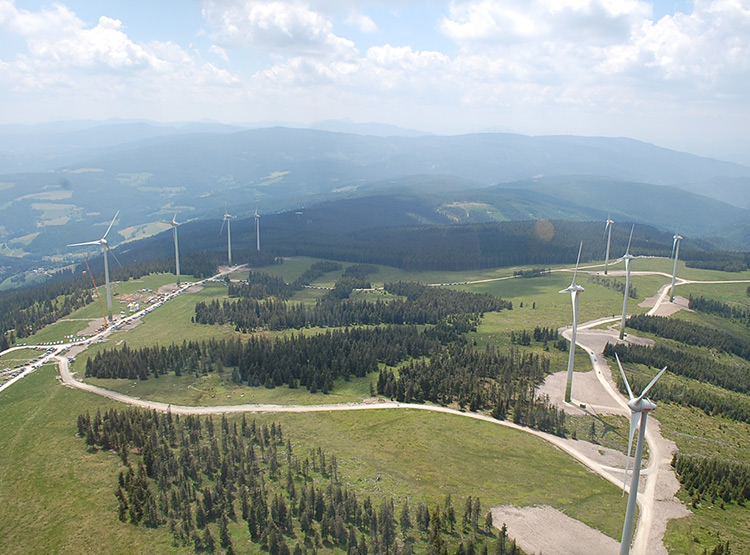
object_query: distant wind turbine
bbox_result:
[615,353,668,555]
[68,211,120,322]
[669,231,683,303]
[559,241,584,403]
[604,214,614,275]
[255,207,261,252]
[220,208,235,266]
[618,224,635,340]
[169,212,181,286]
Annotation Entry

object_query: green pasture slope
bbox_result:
[4,256,750,553]
[0,365,628,554]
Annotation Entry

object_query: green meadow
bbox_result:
[0,365,628,554]
[3,256,750,553]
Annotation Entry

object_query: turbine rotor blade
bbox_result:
[571,241,583,285]
[623,412,641,492]
[625,224,634,256]
[636,366,668,402]
[220,217,226,235]
[68,240,100,248]
[615,353,635,400]
[102,210,119,240]
[108,247,123,268]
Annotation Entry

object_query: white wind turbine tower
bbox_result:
[559,241,584,403]
[255,207,261,251]
[604,214,614,275]
[220,208,235,266]
[169,212,181,286]
[68,211,120,322]
[669,231,683,303]
[618,224,635,340]
[615,353,668,555]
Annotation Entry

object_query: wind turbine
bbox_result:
[559,241,584,403]
[254,207,261,252]
[615,353,668,555]
[68,211,119,322]
[169,212,181,286]
[220,208,235,266]
[618,224,635,340]
[669,231,683,303]
[604,214,614,275]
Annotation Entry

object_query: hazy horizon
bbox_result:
[1,1,749,165]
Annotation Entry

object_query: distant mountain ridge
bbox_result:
[1,123,750,273]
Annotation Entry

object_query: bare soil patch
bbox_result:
[78,317,106,336]
[491,505,619,555]
[537,370,622,416]
[644,295,690,317]
[157,283,179,295]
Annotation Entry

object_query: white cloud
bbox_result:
[0,0,241,117]
[345,12,378,33]
[599,0,750,93]
[0,0,82,39]
[440,0,651,46]
[201,0,357,58]
[209,44,230,62]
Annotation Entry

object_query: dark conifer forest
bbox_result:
[77,408,524,554]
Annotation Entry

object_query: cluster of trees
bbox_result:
[229,272,292,300]
[685,259,748,272]
[672,453,749,508]
[195,282,511,333]
[586,275,637,298]
[511,268,550,279]
[85,327,439,393]
[377,345,566,436]
[0,274,92,340]
[324,264,380,300]
[78,407,522,555]
[626,314,750,361]
[604,343,750,396]
[509,327,560,348]
[228,261,342,301]
[689,296,750,327]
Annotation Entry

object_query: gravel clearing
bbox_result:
[491,505,619,555]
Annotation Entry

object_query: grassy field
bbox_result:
[0,347,39,366]
[5,257,750,553]
[85,369,378,406]
[0,364,629,554]
[0,365,179,554]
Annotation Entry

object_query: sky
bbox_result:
[1,0,749,164]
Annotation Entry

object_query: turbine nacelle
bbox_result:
[559,283,584,294]
[615,353,667,490]
[627,397,657,413]
[671,233,683,258]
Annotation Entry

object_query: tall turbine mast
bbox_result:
[255,207,261,252]
[220,208,235,266]
[169,212,181,286]
[669,231,683,303]
[559,241,584,403]
[68,211,119,322]
[618,224,635,340]
[604,214,614,275]
[615,354,668,555]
